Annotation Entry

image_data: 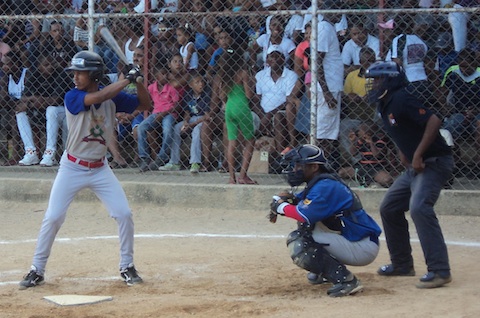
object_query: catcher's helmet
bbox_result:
[66,51,105,82]
[281,145,328,186]
[364,61,408,103]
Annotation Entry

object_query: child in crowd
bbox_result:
[338,122,394,188]
[137,66,181,172]
[177,23,199,72]
[206,29,232,82]
[159,72,211,173]
[215,48,256,185]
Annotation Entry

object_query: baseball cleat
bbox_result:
[19,268,45,290]
[416,271,452,289]
[120,264,143,286]
[327,276,363,297]
[377,264,415,276]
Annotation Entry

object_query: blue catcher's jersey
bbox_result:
[295,178,382,242]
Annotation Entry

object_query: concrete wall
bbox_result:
[1,178,478,216]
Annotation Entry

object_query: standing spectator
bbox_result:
[137,66,181,172]
[255,47,301,153]
[315,12,344,159]
[366,61,453,289]
[177,24,199,72]
[159,72,211,173]
[217,48,256,185]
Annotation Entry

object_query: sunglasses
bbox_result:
[158,27,173,32]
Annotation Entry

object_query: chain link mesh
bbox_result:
[0,1,479,189]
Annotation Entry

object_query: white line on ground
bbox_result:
[0,233,480,247]
[0,276,120,287]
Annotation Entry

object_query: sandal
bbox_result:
[238,176,258,185]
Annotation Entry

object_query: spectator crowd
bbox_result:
[0,0,479,186]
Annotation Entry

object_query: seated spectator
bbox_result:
[1,50,29,165]
[264,2,303,45]
[246,15,266,62]
[31,20,77,70]
[137,66,181,172]
[159,72,211,173]
[251,15,296,70]
[440,48,480,170]
[293,22,311,79]
[176,23,199,72]
[206,29,233,82]
[340,47,379,166]
[112,45,148,168]
[341,19,380,76]
[432,30,459,81]
[15,54,71,166]
[255,47,301,153]
[124,17,145,65]
[151,18,179,67]
[337,121,394,188]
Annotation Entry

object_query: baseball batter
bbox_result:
[19,51,151,289]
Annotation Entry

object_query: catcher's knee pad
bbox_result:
[286,229,351,284]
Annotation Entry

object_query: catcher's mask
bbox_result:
[281,145,327,187]
[65,50,106,82]
[364,61,408,104]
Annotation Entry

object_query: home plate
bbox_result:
[43,295,113,306]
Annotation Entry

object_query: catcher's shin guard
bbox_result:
[286,229,351,284]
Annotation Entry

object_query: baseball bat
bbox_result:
[99,27,129,65]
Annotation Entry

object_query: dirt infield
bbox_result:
[1,200,480,318]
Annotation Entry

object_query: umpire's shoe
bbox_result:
[19,266,45,290]
[120,264,143,286]
[327,276,363,297]
[377,264,415,276]
[416,271,452,289]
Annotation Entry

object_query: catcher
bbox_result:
[270,144,381,297]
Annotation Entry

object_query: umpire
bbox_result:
[365,61,453,288]
[270,144,381,297]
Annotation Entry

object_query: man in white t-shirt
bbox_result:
[315,13,344,161]
[255,47,301,153]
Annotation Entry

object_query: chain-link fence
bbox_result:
[0,1,479,189]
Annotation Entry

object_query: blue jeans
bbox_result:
[137,113,176,162]
[379,155,453,273]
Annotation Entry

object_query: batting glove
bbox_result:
[126,66,143,84]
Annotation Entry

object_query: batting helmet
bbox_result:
[66,51,105,82]
[364,61,408,103]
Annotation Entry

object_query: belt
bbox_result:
[67,154,104,168]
